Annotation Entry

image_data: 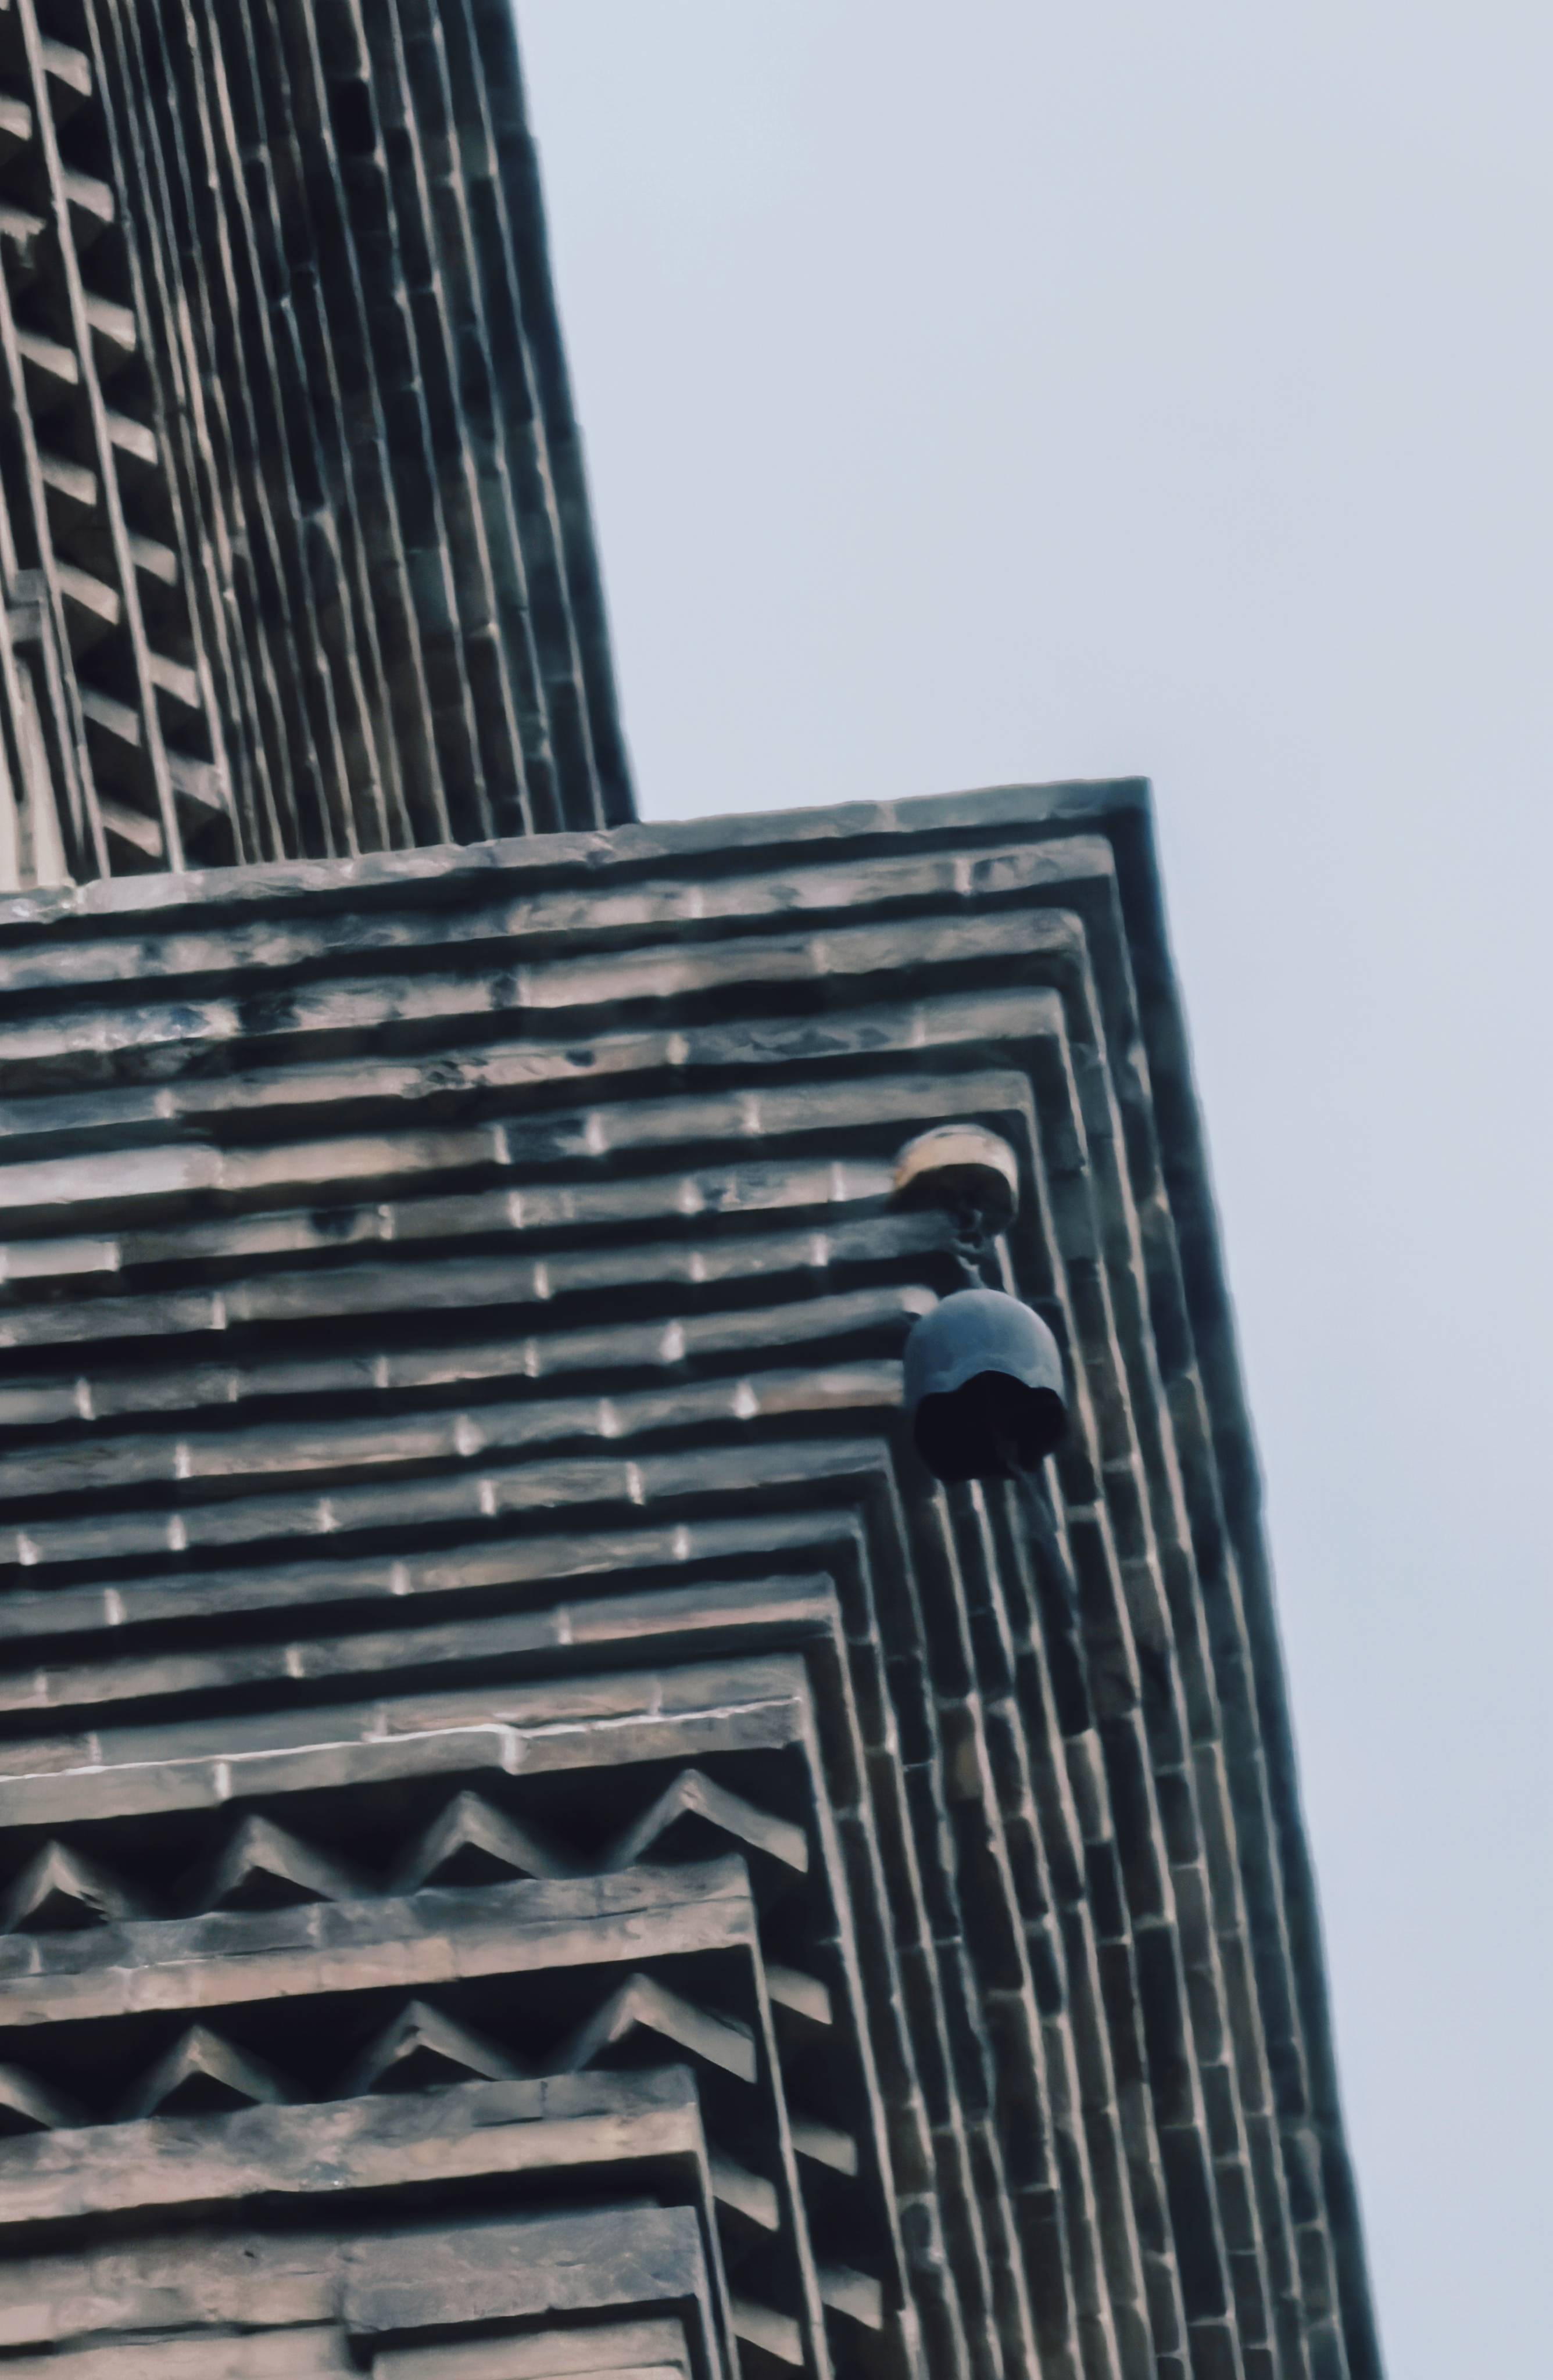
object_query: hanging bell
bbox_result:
[903,1289,1067,1483]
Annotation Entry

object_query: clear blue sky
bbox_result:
[515,6,1553,2370]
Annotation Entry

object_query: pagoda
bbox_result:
[0,10,1380,2380]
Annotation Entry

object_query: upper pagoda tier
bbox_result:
[0,0,631,889]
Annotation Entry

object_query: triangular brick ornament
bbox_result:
[119,2025,298,2120]
[789,2115,860,2175]
[553,1972,757,2084]
[764,1963,832,2026]
[181,1814,375,1913]
[601,1768,808,1874]
[708,2151,781,2232]
[0,2062,87,2136]
[393,1791,574,1891]
[0,1841,149,1934]
[818,2264,885,2330]
[336,1998,525,2097]
[728,2299,804,2368]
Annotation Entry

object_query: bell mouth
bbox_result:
[912,1369,1067,1483]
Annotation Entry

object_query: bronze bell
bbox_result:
[903,1289,1067,1482]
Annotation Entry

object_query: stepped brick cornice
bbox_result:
[0,782,1382,2380]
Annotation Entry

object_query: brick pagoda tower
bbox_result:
[0,12,1380,2380]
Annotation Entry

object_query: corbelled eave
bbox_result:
[0,775,1381,2380]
